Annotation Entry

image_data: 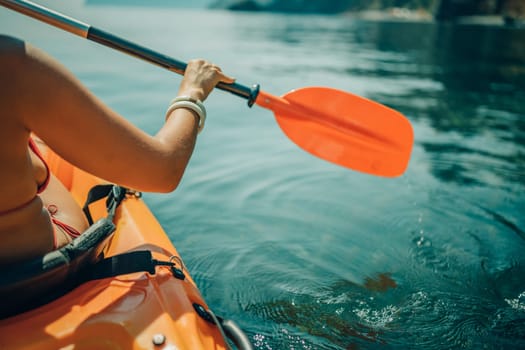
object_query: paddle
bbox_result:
[0,0,414,177]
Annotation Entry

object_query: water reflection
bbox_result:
[246,275,397,349]
[236,16,525,188]
[220,16,525,348]
[245,263,525,349]
[351,22,525,187]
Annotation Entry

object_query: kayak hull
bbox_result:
[0,143,227,350]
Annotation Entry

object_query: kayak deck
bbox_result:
[0,143,227,350]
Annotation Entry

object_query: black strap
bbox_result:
[80,186,185,280]
[81,250,185,282]
[83,185,127,225]
[83,250,156,280]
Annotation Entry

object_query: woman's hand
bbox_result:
[177,59,235,101]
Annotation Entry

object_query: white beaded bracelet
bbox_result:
[165,96,207,133]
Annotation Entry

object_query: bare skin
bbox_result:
[0,35,234,265]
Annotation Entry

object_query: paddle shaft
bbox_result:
[1,0,376,142]
[0,0,261,106]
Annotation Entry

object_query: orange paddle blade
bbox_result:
[255,87,414,177]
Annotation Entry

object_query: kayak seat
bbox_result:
[0,217,115,319]
[0,184,125,319]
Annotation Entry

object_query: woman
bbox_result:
[0,35,234,265]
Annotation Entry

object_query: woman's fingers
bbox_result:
[179,59,235,101]
[217,70,235,84]
[209,63,235,82]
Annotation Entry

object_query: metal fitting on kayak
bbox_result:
[193,303,254,350]
[152,333,166,346]
[169,255,185,280]
[193,303,214,323]
[125,188,142,198]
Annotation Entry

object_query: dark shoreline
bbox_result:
[218,0,525,27]
[226,5,525,28]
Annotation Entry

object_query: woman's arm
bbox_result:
[3,37,233,192]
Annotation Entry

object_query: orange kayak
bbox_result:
[0,143,250,350]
